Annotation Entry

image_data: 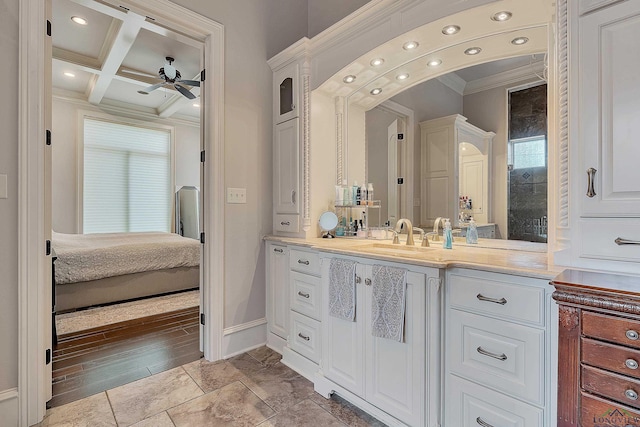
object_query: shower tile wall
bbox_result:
[508,84,547,243]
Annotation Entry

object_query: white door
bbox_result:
[274,118,300,215]
[387,119,400,224]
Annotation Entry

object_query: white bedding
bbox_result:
[52,231,200,284]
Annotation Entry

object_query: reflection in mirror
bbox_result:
[359,54,548,241]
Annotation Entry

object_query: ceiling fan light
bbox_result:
[71,16,88,25]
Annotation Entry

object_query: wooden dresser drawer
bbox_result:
[449,310,544,405]
[289,248,320,276]
[448,271,545,325]
[289,311,321,363]
[581,392,640,426]
[582,365,640,410]
[583,310,640,349]
[582,338,640,379]
[290,271,321,321]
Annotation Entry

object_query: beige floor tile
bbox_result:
[182,359,247,393]
[167,381,275,427]
[128,411,175,427]
[257,399,345,427]
[240,362,315,413]
[38,392,116,427]
[310,394,387,427]
[227,352,269,376]
[107,367,203,426]
[246,346,282,367]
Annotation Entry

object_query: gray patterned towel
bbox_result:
[329,258,357,321]
[371,264,407,342]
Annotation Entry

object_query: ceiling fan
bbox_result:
[131,57,200,100]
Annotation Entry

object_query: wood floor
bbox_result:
[50,306,202,408]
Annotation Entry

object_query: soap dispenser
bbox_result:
[443,218,453,249]
[466,217,478,244]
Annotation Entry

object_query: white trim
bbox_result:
[222,319,268,359]
[436,73,466,96]
[19,1,225,425]
[0,389,18,427]
[463,61,546,95]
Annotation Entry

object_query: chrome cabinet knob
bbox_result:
[626,330,639,340]
[626,359,639,370]
[626,389,638,401]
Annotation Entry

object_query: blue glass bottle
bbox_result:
[443,219,453,249]
[466,218,478,244]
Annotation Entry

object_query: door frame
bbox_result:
[18,1,225,425]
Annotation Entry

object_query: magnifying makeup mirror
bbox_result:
[319,211,339,238]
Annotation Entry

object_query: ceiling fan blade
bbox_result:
[175,83,196,99]
[178,79,200,87]
[138,82,165,95]
[121,68,158,79]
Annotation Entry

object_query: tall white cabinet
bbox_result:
[570,0,640,271]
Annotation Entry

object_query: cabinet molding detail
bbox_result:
[302,67,311,231]
[553,290,640,316]
[335,96,345,185]
[556,304,580,426]
[558,0,569,228]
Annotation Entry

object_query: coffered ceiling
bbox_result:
[52,0,203,120]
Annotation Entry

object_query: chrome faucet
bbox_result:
[413,227,430,247]
[394,218,414,246]
[431,217,443,241]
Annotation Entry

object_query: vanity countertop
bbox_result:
[264,235,564,280]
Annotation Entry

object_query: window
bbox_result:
[508,135,547,170]
[83,117,172,233]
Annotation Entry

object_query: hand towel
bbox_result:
[371,264,407,342]
[329,258,357,321]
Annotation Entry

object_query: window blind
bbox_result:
[83,118,171,233]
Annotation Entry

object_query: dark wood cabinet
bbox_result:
[552,269,640,427]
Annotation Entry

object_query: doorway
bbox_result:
[19,0,225,424]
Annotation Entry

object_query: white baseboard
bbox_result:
[0,388,18,427]
[281,347,319,383]
[266,332,286,354]
[222,318,267,359]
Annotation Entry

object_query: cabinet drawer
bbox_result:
[448,272,545,325]
[449,310,544,404]
[582,365,640,410]
[582,338,640,380]
[274,214,299,233]
[583,310,640,349]
[289,249,320,276]
[289,311,321,363]
[446,375,543,427]
[290,271,321,321]
[580,218,640,263]
[581,392,640,426]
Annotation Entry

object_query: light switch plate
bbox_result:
[226,187,247,204]
[0,174,7,199]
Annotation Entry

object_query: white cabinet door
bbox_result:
[266,243,289,339]
[274,118,300,215]
[364,268,426,427]
[579,1,640,216]
[323,261,365,397]
[274,62,299,124]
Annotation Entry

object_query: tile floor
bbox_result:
[37,346,386,427]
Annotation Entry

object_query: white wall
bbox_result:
[308,0,371,38]
[463,77,541,239]
[51,97,200,233]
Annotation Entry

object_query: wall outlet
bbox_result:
[226,187,247,204]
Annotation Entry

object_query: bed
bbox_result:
[52,231,200,311]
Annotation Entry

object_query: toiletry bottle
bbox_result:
[466,217,478,244]
[342,180,350,206]
[353,181,359,206]
[367,183,374,206]
[359,183,366,206]
[443,218,453,249]
[335,184,343,206]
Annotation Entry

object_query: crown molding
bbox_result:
[463,60,546,95]
[436,73,466,96]
[268,38,311,70]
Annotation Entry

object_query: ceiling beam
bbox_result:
[87,11,146,104]
[69,0,127,20]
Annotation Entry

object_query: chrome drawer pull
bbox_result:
[477,346,508,361]
[626,389,639,401]
[355,275,362,284]
[298,291,310,299]
[627,330,639,340]
[298,259,310,265]
[273,248,283,253]
[365,278,372,286]
[476,417,495,427]
[298,332,310,341]
[280,221,290,226]
[477,294,507,305]
[626,359,639,370]
[615,237,640,246]
[586,167,597,198]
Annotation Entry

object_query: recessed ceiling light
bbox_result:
[370,88,382,95]
[427,59,442,67]
[343,75,356,84]
[63,72,75,78]
[511,37,529,45]
[491,11,512,21]
[193,103,200,107]
[442,25,460,35]
[71,16,88,25]
[402,41,419,50]
[464,47,482,55]
[370,58,385,67]
[396,73,409,81]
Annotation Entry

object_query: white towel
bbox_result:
[329,258,357,321]
[371,264,407,342]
